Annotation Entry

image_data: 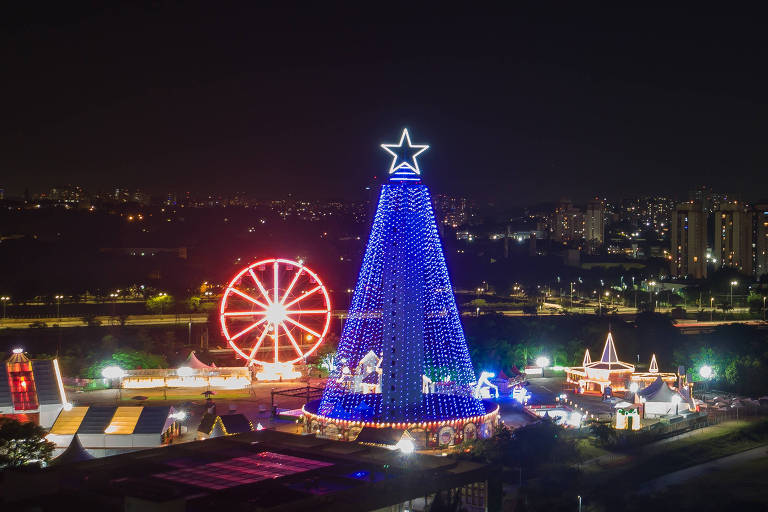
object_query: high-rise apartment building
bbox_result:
[551,200,583,241]
[714,202,753,275]
[584,199,605,244]
[670,201,707,279]
[753,203,768,278]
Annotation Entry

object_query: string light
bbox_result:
[311,130,494,442]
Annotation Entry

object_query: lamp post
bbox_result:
[710,296,714,321]
[730,281,737,308]
[1,296,8,319]
[54,295,63,319]
[570,282,574,310]
[763,296,766,322]
[648,281,656,311]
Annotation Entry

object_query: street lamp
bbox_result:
[648,281,656,311]
[699,365,713,380]
[54,295,63,319]
[730,281,738,308]
[710,296,715,321]
[763,296,766,322]
[0,296,9,319]
[535,356,550,368]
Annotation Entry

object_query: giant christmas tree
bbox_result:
[306,130,498,445]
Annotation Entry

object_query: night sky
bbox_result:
[2,5,767,203]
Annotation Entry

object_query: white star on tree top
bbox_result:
[381,129,429,181]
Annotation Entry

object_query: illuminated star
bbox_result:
[381,128,429,178]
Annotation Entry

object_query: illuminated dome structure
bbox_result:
[303,130,499,448]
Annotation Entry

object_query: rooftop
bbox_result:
[3,430,494,511]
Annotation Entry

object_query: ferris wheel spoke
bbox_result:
[247,324,270,363]
[223,311,268,317]
[283,285,322,308]
[280,267,303,304]
[230,317,268,341]
[285,309,330,314]
[228,287,270,309]
[273,261,279,303]
[283,316,322,338]
[280,322,304,357]
[248,269,273,304]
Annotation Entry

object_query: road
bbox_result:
[0,313,210,328]
[637,444,768,494]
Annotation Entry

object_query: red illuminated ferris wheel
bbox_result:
[220,258,332,366]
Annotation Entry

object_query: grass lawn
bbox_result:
[623,456,768,511]
[585,418,768,507]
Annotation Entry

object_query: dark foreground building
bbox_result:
[2,430,500,511]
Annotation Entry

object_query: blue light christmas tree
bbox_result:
[317,129,485,423]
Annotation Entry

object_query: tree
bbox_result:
[589,420,616,447]
[146,294,174,314]
[0,418,54,468]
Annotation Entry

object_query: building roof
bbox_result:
[6,431,495,510]
[582,349,592,366]
[133,405,172,434]
[77,406,118,434]
[584,332,635,371]
[50,435,93,465]
[48,406,173,436]
[198,413,217,435]
[219,414,253,435]
[183,350,212,370]
[30,360,61,405]
[49,406,89,435]
[637,376,689,405]
[649,354,659,373]
[0,366,12,408]
[354,427,410,447]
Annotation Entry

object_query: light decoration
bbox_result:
[380,128,429,181]
[219,258,332,380]
[396,438,415,454]
[473,371,499,399]
[305,130,498,444]
[101,366,126,380]
[12,348,24,354]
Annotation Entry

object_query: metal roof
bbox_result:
[77,406,118,434]
[31,360,60,405]
[133,405,171,434]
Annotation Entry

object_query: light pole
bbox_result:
[570,282,574,310]
[54,295,63,319]
[648,281,656,311]
[763,296,766,322]
[1,296,8,319]
[710,296,714,321]
[730,281,738,309]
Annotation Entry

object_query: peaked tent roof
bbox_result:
[649,354,659,373]
[582,349,592,366]
[183,351,212,369]
[354,426,412,446]
[585,332,634,371]
[50,435,94,466]
[637,376,687,404]
[601,332,619,363]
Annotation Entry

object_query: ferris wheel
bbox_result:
[219,258,332,367]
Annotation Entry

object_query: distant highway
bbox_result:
[0,314,210,329]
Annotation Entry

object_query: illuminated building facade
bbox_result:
[670,201,707,279]
[0,350,68,428]
[755,203,768,278]
[714,201,753,275]
[304,130,499,448]
[566,333,676,394]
